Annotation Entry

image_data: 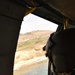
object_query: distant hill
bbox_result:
[14,30,53,72]
[17,30,53,51]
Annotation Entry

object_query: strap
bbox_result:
[48,60,52,75]
[64,19,68,30]
[25,7,36,16]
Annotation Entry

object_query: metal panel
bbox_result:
[0,15,22,75]
[44,0,75,20]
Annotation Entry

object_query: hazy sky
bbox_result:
[20,13,58,34]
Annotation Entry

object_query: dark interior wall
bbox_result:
[0,0,27,55]
[0,13,24,74]
[44,0,75,20]
[0,15,22,75]
[0,15,21,55]
[0,1,28,74]
[0,0,28,20]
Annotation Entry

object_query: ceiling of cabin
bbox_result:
[23,0,75,25]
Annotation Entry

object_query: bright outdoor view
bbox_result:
[14,14,57,75]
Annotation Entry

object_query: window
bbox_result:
[14,13,58,75]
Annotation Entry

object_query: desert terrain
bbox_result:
[14,30,53,75]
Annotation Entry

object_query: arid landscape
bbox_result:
[14,30,53,75]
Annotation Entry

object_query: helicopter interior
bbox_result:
[0,0,75,75]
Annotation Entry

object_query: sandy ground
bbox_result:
[14,49,47,75]
[14,59,47,75]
